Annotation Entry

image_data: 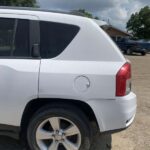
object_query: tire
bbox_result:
[27,104,91,150]
[141,52,146,56]
[124,50,127,55]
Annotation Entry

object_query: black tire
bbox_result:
[124,50,127,55]
[141,52,146,56]
[27,104,91,150]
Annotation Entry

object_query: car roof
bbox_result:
[0,6,84,17]
[0,6,96,27]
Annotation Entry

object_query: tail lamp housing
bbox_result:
[116,63,131,96]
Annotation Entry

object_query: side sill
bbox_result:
[0,124,20,140]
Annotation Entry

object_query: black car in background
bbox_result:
[137,40,150,52]
[115,38,148,56]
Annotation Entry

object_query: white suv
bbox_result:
[0,7,136,150]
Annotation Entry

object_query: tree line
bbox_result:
[127,6,150,40]
[0,1,149,39]
[0,0,36,7]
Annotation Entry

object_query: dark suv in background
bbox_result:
[116,38,148,56]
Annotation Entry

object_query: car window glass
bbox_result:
[0,18,30,58]
[40,21,80,58]
[0,18,15,56]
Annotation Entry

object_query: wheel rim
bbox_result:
[36,117,82,150]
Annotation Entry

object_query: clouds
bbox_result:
[37,0,150,30]
[98,0,144,30]
[38,0,118,12]
[137,0,150,4]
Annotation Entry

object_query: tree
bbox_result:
[127,6,150,39]
[94,16,100,20]
[72,9,99,19]
[0,0,36,7]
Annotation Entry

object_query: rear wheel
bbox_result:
[27,105,91,150]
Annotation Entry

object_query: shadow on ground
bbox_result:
[0,134,112,150]
[90,133,112,150]
[0,136,23,150]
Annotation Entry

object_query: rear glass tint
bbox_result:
[40,21,80,58]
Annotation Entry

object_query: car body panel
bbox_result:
[87,92,136,131]
[0,59,40,126]
[39,60,124,100]
[0,13,40,126]
[0,8,136,134]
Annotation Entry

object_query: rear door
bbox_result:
[0,14,40,126]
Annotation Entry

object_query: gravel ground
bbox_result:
[0,54,150,150]
[112,54,150,150]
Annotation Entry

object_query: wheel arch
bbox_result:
[20,98,99,138]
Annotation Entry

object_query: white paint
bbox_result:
[0,8,136,133]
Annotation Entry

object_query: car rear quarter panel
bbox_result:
[39,60,125,100]
[39,18,126,101]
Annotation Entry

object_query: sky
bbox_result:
[37,0,150,31]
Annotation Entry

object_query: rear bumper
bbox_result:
[87,92,137,132]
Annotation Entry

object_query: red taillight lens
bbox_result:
[116,63,131,96]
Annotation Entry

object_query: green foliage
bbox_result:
[77,9,93,18]
[73,9,99,19]
[127,6,150,39]
[0,0,36,7]
[94,16,100,20]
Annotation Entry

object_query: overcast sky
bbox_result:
[37,0,150,31]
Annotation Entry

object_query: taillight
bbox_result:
[116,63,131,96]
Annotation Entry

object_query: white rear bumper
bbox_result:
[87,92,137,132]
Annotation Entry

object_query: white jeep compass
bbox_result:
[0,7,136,150]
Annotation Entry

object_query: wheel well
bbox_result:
[20,98,98,138]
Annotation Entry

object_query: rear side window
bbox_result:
[0,18,30,58]
[40,21,80,58]
[0,18,14,56]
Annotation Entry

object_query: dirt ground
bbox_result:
[0,54,150,150]
[112,54,150,150]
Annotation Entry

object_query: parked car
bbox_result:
[137,40,150,52]
[0,7,137,150]
[116,38,147,55]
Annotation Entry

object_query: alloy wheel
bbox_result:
[36,117,82,150]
